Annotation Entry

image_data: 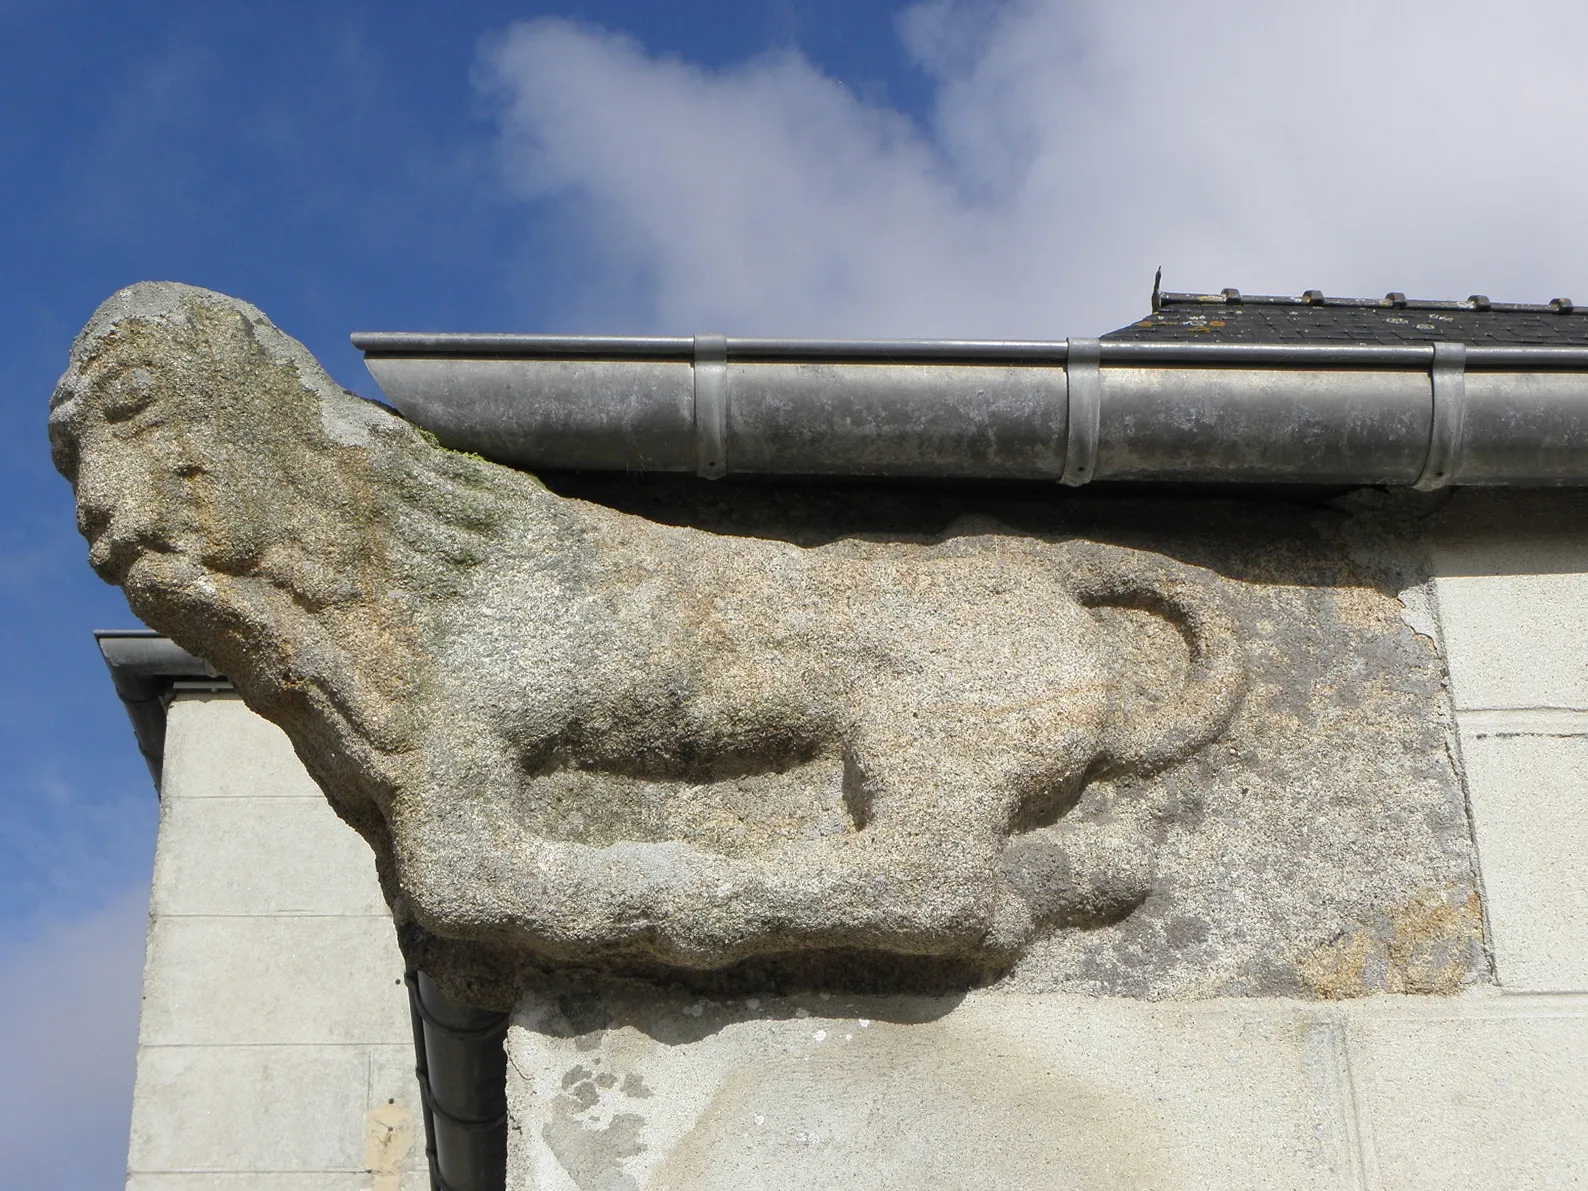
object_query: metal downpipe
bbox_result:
[405,971,509,1191]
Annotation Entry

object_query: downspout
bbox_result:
[405,971,509,1191]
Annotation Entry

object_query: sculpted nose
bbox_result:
[71,449,149,577]
[73,455,115,540]
[78,493,112,543]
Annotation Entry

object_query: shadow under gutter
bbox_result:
[96,629,508,1191]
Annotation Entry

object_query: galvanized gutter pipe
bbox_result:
[96,632,506,1191]
[353,334,1588,488]
[95,630,223,786]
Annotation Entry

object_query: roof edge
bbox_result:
[1157,289,1581,315]
[95,630,227,789]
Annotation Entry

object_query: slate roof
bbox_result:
[1107,286,1588,346]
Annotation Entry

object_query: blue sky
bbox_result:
[1,0,925,924]
[3,1,1587,1184]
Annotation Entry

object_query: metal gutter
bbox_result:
[96,631,507,1191]
[353,333,1588,488]
[94,630,222,787]
[354,332,1588,367]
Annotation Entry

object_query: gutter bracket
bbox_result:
[1414,341,1467,491]
[693,334,729,480]
[1061,338,1101,487]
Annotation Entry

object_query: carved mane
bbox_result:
[49,283,522,854]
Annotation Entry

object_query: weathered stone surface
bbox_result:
[129,694,423,1186]
[508,988,1359,1191]
[506,987,1588,1191]
[51,282,1485,1002]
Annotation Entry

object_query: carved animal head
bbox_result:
[49,283,518,844]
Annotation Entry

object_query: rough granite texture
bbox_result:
[50,283,1487,1005]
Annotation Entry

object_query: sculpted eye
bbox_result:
[103,387,156,424]
[102,366,160,422]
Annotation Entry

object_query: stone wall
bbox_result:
[126,695,424,1190]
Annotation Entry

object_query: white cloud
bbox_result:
[0,887,148,1188]
[479,1,1588,338]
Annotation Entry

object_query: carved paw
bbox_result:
[997,824,1153,936]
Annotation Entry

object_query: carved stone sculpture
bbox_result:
[51,283,1487,1000]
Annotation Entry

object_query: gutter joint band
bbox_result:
[1414,341,1467,491]
[694,334,729,480]
[1061,338,1101,487]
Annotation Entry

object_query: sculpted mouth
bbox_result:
[87,523,176,584]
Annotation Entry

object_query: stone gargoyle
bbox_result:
[50,283,1246,977]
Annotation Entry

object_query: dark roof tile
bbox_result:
[1106,289,1588,346]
